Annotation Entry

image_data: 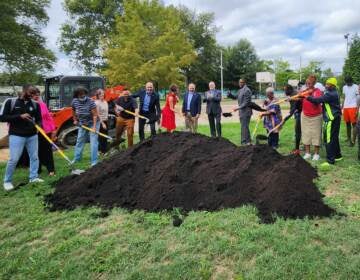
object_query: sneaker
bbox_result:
[312,154,320,161]
[291,149,301,155]
[335,157,343,162]
[3,182,14,191]
[29,178,44,183]
[303,153,311,160]
[319,162,333,171]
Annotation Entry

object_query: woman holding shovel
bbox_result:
[31,87,56,176]
[260,87,282,149]
[72,87,100,167]
[161,84,179,133]
[95,89,109,155]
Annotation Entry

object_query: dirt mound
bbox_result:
[46,132,334,222]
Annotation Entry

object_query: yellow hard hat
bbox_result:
[326,77,338,88]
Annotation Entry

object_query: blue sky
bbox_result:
[286,24,314,41]
[44,0,360,75]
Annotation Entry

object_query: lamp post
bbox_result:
[220,50,224,95]
[344,33,350,55]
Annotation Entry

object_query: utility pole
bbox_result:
[220,50,224,95]
[299,56,302,82]
[344,33,350,55]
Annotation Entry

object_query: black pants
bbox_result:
[324,117,342,164]
[139,112,156,141]
[208,113,221,137]
[295,116,301,150]
[38,132,55,173]
[98,121,108,153]
[268,132,279,149]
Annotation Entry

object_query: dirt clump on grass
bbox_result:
[46,132,335,223]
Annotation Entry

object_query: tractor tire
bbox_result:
[58,126,79,148]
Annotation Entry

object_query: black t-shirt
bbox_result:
[116,96,138,119]
[0,98,42,137]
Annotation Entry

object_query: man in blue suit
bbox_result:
[132,82,161,141]
[182,83,201,133]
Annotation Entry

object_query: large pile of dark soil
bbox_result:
[46,132,334,222]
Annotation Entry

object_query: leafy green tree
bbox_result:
[272,59,298,89]
[60,0,123,73]
[0,0,56,86]
[223,39,260,90]
[300,60,323,80]
[103,0,196,91]
[0,72,44,87]
[343,34,360,84]
[177,6,221,91]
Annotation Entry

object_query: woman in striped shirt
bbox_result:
[72,87,100,166]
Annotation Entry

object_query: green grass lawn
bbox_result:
[0,121,360,279]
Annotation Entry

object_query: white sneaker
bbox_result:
[3,182,14,191]
[303,153,311,160]
[29,178,44,183]
[312,154,320,161]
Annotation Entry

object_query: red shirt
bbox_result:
[302,88,323,117]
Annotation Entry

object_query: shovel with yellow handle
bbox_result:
[251,115,263,143]
[31,120,85,175]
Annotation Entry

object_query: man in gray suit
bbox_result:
[228,78,252,144]
[203,81,222,137]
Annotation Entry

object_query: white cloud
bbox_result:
[43,0,360,75]
[166,0,360,73]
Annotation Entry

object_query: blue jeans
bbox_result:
[4,134,39,183]
[73,121,100,166]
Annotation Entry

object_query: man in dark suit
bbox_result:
[203,81,222,137]
[228,78,253,145]
[132,82,161,141]
[182,83,201,133]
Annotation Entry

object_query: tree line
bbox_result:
[1,0,358,93]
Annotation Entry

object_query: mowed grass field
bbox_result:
[0,120,359,279]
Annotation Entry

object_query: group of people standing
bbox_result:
[282,75,359,166]
[1,74,359,191]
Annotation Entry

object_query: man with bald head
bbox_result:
[132,81,161,141]
[228,78,253,145]
[203,81,222,137]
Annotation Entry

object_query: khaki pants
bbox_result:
[116,117,135,147]
[185,113,198,133]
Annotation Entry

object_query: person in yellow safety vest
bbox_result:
[306,77,342,166]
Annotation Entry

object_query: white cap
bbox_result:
[265,87,274,93]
